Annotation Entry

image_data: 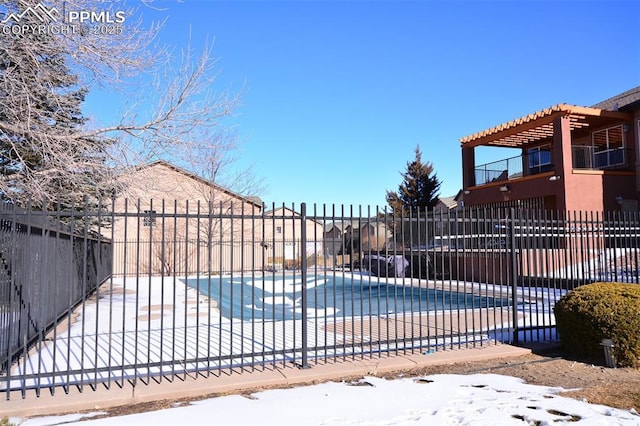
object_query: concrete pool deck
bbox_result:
[1,343,531,418]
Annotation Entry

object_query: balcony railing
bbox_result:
[572,146,627,169]
[473,146,630,187]
[474,155,524,186]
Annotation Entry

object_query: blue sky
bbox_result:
[86,0,639,208]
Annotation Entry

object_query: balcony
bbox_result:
[474,153,553,186]
[474,156,522,186]
[572,146,627,169]
[473,146,629,187]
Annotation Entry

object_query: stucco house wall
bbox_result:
[261,207,324,268]
[110,161,264,275]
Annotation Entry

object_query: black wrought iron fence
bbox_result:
[1,202,638,399]
[0,203,112,380]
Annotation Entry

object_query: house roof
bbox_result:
[264,206,324,225]
[436,196,458,210]
[264,206,299,216]
[592,86,640,111]
[324,221,350,233]
[127,160,263,208]
[459,104,631,148]
[323,219,389,233]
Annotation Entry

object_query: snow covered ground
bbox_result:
[12,373,639,425]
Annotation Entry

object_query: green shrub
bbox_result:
[554,282,640,367]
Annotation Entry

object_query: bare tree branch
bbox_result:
[1,0,259,209]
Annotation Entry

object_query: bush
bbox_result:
[554,282,640,367]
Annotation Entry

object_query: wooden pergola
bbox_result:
[459,104,632,148]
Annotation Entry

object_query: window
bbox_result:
[143,210,157,227]
[592,125,624,168]
[528,145,551,174]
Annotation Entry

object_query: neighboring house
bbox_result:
[262,206,325,269]
[325,219,392,252]
[432,192,464,243]
[434,192,464,214]
[322,218,393,257]
[460,86,640,212]
[434,196,457,214]
[111,160,264,275]
[323,221,351,258]
[323,221,351,240]
[357,220,392,251]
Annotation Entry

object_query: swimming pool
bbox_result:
[186,274,510,321]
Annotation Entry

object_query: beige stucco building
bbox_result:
[262,206,325,269]
[110,161,264,275]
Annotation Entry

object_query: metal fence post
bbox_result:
[509,207,519,345]
[300,203,309,368]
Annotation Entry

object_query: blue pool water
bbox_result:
[186,275,510,321]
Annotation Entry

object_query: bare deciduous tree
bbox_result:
[185,129,265,245]
[0,0,249,210]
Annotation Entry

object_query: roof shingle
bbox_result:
[591,86,640,111]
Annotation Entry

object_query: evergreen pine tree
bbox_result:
[386,146,441,215]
